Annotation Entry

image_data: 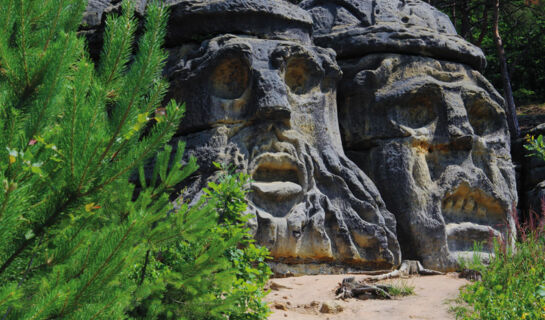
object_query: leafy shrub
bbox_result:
[132,167,271,320]
[458,237,545,319]
[525,135,545,163]
[457,206,545,319]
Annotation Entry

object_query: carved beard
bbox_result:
[179,124,401,270]
[251,144,400,269]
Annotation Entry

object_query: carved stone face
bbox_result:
[168,35,401,272]
[338,54,516,270]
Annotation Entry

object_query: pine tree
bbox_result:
[0,1,271,318]
[0,0,207,318]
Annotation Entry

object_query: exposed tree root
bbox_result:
[335,260,444,300]
[336,277,393,300]
[365,260,443,282]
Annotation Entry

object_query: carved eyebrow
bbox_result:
[208,43,252,63]
[270,43,322,70]
[375,78,443,102]
[461,88,504,115]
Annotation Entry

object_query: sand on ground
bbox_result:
[265,273,469,320]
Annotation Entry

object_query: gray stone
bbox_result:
[512,126,545,214]
[164,0,313,45]
[337,54,516,271]
[166,31,401,271]
[81,0,521,273]
[82,0,148,60]
[301,0,517,271]
[525,180,545,217]
[300,0,486,71]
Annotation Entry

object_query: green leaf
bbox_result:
[24,229,35,240]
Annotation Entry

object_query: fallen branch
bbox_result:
[335,277,392,300]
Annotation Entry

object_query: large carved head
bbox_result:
[302,0,517,270]
[165,0,401,273]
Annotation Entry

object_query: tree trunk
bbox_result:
[460,0,474,42]
[493,0,519,138]
[475,1,490,47]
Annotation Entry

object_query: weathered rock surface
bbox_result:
[163,1,401,272]
[82,0,520,273]
[301,0,517,271]
[300,0,486,71]
[164,0,313,45]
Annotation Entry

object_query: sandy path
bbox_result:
[265,273,468,320]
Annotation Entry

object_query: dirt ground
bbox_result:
[265,273,469,320]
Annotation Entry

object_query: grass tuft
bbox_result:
[384,279,416,297]
[456,206,545,320]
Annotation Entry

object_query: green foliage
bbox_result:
[432,0,545,104]
[0,0,271,319]
[458,236,545,320]
[458,131,545,319]
[132,168,272,320]
[524,135,545,161]
[485,1,545,104]
[456,201,545,320]
[386,279,415,297]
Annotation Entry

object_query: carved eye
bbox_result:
[465,96,503,136]
[285,58,319,94]
[395,94,437,128]
[210,57,249,99]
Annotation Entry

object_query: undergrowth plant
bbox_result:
[456,179,545,319]
[457,234,545,319]
[133,166,271,319]
[386,279,415,297]
[0,0,270,318]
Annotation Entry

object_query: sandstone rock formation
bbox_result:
[301,0,517,270]
[83,0,519,273]
[162,0,401,274]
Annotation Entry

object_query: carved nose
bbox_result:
[254,71,291,121]
[450,135,473,150]
[444,91,474,139]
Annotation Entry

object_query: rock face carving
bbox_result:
[301,0,517,270]
[163,0,401,273]
[83,0,519,273]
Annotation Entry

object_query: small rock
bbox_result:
[320,301,343,314]
[269,281,292,291]
[273,303,288,311]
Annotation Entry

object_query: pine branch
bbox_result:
[18,0,30,88]
[0,235,43,320]
[98,5,167,165]
[70,221,136,311]
[24,34,73,151]
[0,192,76,275]
[41,1,62,53]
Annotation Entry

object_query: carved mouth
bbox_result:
[441,182,504,224]
[250,152,303,200]
[441,182,507,253]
